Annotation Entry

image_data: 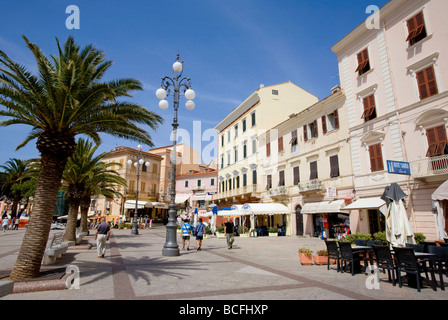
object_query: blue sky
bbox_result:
[0,0,389,166]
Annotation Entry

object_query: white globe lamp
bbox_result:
[156,88,167,100]
[184,88,196,100]
[185,100,195,111]
[159,99,169,110]
[173,61,183,73]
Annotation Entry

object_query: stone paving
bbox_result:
[1,224,447,305]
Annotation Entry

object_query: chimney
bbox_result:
[331,85,341,94]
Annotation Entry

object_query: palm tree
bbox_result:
[62,138,126,243]
[0,36,163,280]
[0,158,32,218]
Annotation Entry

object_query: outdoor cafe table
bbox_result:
[351,246,375,269]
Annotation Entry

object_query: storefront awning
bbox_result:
[175,194,190,204]
[191,194,212,201]
[301,200,347,214]
[124,200,146,209]
[231,203,290,215]
[343,197,386,210]
[145,202,169,209]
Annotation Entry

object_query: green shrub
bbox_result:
[414,232,426,244]
[316,250,328,256]
[216,226,224,233]
[269,227,278,233]
[343,233,372,244]
[373,231,388,245]
[298,248,313,255]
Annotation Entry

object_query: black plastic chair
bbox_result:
[405,243,425,252]
[354,239,367,246]
[339,242,367,276]
[324,240,341,272]
[368,240,382,246]
[421,241,438,253]
[372,245,397,286]
[428,246,448,291]
[439,243,448,247]
[393,246,437,292]
[444,238,448,244]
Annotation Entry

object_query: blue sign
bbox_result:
[387,160,411,175]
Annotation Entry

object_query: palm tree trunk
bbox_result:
[80,196,90,233]
[9,155,67,280]
[64,197,80,242]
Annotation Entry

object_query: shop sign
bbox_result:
[326,187,337,198]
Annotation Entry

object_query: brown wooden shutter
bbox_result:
[361,95,376,119]
[266,142,271,157]
[310,161,318,180]
[369,144,384,172]
[322,115,327,134]
[278,170,285,186]
[313,119,318,138]
[406,12,425,42]
[303,125,308,141]
[334,109,339,129]
[290,129,297,145]
[330,155,340,178]
[355,49,369,73]
[293,166,300,184]
[278,136,284,152]
[426,126,448,157]
[417,66,438,100]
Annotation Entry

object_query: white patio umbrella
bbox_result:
[382,183,415,247]
[431,180,448,239]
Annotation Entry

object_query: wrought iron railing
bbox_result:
[409,154,448,178]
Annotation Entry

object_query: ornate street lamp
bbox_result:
[127,144,150,235]
[156,53,195,256]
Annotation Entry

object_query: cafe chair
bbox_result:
[393,246,437,292]
[339,242,367,276]
[428,246,448,291]
[439,243,448,247]
[405,243,425,252]
[444,238,448,244]
[324,240,341,272]
[368,240,382,246]
[421,241,438,253]
[354,239,367,246]
[372,245,397,286]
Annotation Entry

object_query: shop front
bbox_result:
[301,199,350,238]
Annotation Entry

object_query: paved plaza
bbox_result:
[1,224,447,304]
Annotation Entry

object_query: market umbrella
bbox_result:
[193,207,199,226]
[431,180,448,239]
[381,183,415,247]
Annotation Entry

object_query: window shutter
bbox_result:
[278,136,284,152]
[361,95,376,119]
[369,144,384,172]
[322,115,327,134]
[417,66,438,100]
[310,161,318,180]
[303,125,308,142]
[406,12,426,42]
[266,142,271,157]
[290,130,298,145]
[293,166,300,185]
[355,49,369,73]
[313,119,318,138]
[279,170,285,186]
[330,155,340,178]
[334,109,339,129]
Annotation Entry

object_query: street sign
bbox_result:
[387,160,411,175]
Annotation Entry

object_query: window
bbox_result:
[266,142,271,157]
[236,176,240,188]
[251,111,256,126]
[278,137,284,153]
[221,134,224,147]
[252,170,257,184]
[252,139,257,154]
[266,174,272,190]
[185,181,189,188]
[234,147,238,162]
[242,118,247,132]
[243,173,247,187]
[234,124,238,137]
[361,94,377,122]
[416,66,438,100]
[369,143,384,172]
[272,89,279,95]
[220,154,224,169]
[406,11,427,46]
[211,178,215,186]
[310,161,318,180]
[290,130,298,146]
[152,164,158,174]
[227,152,231,166]
[355,48,370,76]
[322,110,339,134]
[304,120,318,141]
[243,141,247,158]
[293,166,300,185]
[197,180,202,187]
[330,155,340,178]
[278,170,285,186]
[142,162,147,172]
[426,126,448,157]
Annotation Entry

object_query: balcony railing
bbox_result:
[268,186,288,197]
[410,154,448,178]
[298,179,323,192]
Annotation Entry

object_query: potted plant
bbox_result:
[216,226,225,238]
[313,250,329,265]
[268,227,278,237]
[239,226,250,237]
[298,248,313,265]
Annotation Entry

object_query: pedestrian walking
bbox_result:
[194,218,206,251]
[95,217,111,258]
[13,216,19,230]
[181,219,192,251]
[224,218,235,249]
[149,218,152,228]
[1,218,9,232]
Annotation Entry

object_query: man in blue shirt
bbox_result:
[194,218,206,251]
[181,219,192,251]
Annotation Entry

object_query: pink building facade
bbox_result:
[332,0,448,240]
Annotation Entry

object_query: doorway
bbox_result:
[295,205,303,236]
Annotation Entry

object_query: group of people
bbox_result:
[1,217,20,231]
[180,217,236,251]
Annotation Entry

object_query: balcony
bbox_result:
[268,186,288,197]
[297,179,324,193]
[410,155,448,180]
